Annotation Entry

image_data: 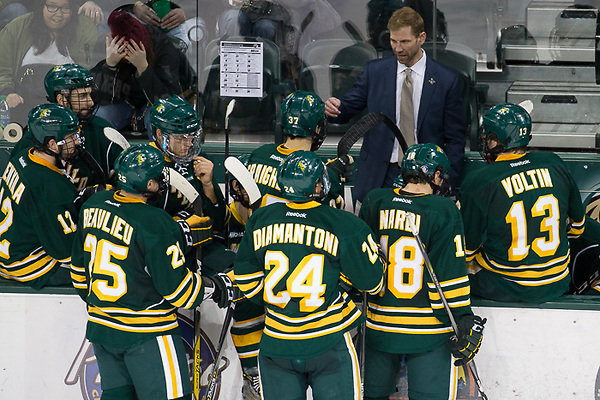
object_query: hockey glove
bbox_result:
[206,270,237,308]
[73,184,109,211]
[448,315,486,366]
[175,212,213,250]
[327,155,354,183]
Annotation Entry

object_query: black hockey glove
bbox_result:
[206,270,237,308]
[174,211,213,250]
[448,315,486,366]
[327,155,354,183]
[73,184,109,211]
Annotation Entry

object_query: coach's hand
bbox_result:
[448,315,486,366]
[327,155,354,183]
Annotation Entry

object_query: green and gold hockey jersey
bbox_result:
[234,201,384,359]
[359,188,472,354]
[460,152,585,302]
[70,190,206,347]
[150,143,225,232]
[12,116,121,190]
[247,144,345,209]
[0,150,78,288]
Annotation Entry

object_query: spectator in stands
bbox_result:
[91,9,182,132]
[0,104,83,288]
[460,103,585,303]
[324,7,465,203]
[0,0,98,125]
[0,2,27,31]
[120,0,207,49]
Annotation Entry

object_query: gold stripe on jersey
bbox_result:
[367,313,443,326]
[428,286,470,301]
[89,315,179,333]
[511,267,569,286]
[366,320,453,335]
[266,292,346,323]
[568,218,585,237]
[0,252,57,282]
[233,314,265,329]
[163,270,203,308]
[235,271,265,299]
[475,251,570,279]
[231,330,263,347]
[89,306,178,327]
[264,308,361,340]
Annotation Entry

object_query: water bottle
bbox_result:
[0,95,10,135]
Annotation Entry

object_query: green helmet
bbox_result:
[150,95,202,163]
[401,143,451,181]
[277,150,331,202]
[44,64,94,101]
[28,103,81,145]
[281,91,326,151]
[114,144,166,194]
[482,103,532,151]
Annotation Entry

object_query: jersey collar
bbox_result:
[286,201,321,209]
[28,149,66,175]
[113,190,147,204]
[276,144,296,156]
[496,153,526,162]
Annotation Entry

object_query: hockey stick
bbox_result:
[103,126,207,399]
[79,149,107,186]
[405,216,489,400]
[224,156,262,211]
[103,127,130,150]
[337,111,408,157]
[202,301,236,400]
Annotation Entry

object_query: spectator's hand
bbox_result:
[6,93,23,108]
[124,40,149,75]
[324,97,341,118]
[106,36,127,67]
[193,156,214,187]
[448,315,486,366]
[133,1,160,26]
[160,8,185,30]
[78,1,103,25]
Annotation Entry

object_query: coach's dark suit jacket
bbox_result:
[330,55,466,202]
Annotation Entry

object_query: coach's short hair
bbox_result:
[387,7,425,36]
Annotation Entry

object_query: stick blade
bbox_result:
[168,167,200,205]
[224,156,262,205]
[103,127,131,150]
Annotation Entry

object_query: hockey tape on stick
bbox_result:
[518,100,534,115]
[224,156,261,208]
[167,167,201,206]
[405,215,489,400]
[225,99,236,130]
[3,123,23,143]
[203,301,236,400]
[103,127,131,150]
[337,112,409,157]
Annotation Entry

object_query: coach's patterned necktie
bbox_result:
[399,67,415,159]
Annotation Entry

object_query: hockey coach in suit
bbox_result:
[325,6,466,202]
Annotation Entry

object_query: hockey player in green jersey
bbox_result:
[0,104,84,288]
[12,64,121,190]
[460,103,585,303]
[234,150,385,400]
[223,153,264,399]
[247,90,354,209]
[149,94,226,231]
[70,144,235,400]
[359,143,485,400]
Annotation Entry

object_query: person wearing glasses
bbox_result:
[0,0,98,125]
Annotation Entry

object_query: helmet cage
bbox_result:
[159,129,203,164]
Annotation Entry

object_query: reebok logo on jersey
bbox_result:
[509,159,531,168]
[286,211,307,218]
[270,154,284,162]
[392,197,413,204]
[105,200,121,207]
